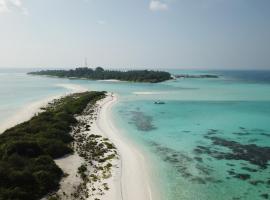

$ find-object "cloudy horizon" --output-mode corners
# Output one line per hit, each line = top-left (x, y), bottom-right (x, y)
(0, 0), (270, 69)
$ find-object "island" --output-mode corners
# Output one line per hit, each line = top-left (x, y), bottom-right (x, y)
(174, 74), (219, 79)
(28, 67), (172, 83)
(0, 91), (119, 200)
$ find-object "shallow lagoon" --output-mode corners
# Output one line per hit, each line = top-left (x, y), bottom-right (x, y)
(114, 100), (270, 200)
(111, 70), (270, 200)
(1, 69), (270, 199)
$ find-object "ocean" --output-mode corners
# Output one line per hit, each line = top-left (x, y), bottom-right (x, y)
(1, 69), (270, 200)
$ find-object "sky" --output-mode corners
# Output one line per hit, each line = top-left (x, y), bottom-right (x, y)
(0, 0), (270, 69)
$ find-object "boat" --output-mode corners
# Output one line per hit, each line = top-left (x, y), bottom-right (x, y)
(154, 101), (165, 104)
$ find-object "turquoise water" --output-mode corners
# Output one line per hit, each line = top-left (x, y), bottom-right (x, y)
(0, 72), (68, 122)
(1, 69), (270, 199)
(114, 100), (270, 200)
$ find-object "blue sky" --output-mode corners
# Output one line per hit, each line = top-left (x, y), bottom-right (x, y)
(0, 0), (270, 69)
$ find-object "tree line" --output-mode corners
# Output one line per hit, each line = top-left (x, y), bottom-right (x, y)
(29, 67), (172, 83)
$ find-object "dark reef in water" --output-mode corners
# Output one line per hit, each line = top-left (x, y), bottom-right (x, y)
(205, 129), (219, 136)
(129, 111), (156, 131)
(241, 167), (258, 172)
(249, 180), (265, 186)
(148, 125), (270, 199)
(148, 141), (221, 185)
(191, 127), (270, 199)
(261, 133), (270, 137)
(231, 127), (270, 140)
(261, 193), (269, 199)
(182, 130), (191, 133)
(199, 136), (270, 169)
(234, 173), (251, 180)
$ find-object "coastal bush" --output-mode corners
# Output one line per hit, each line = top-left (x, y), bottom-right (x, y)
(0, 91), (106, 200)
(78, 164), (88, 180)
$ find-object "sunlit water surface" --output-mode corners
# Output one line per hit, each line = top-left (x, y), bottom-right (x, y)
(1, 69), (270, 200)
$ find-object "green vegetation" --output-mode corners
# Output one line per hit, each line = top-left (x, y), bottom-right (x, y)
(66, 102), (118, 200)
(77, 164), (87, 180)
(28, 67), (172, 83)
(0, 91), (106, 200)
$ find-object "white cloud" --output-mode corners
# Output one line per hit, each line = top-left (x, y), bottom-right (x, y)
(0, 0), (9, 13)
(21, 7), (28, 15)
(10, 0), (22, 7)
(149, 0), (168, 11)
(0, 0), (28, 15)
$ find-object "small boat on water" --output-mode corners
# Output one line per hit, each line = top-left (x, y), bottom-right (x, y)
(154, 101), (165, 104)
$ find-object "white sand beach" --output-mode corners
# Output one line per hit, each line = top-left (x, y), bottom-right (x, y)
(0, 84), (158, 200)
(0, 83), (87, 133)
(0, 95), (59, 133)
(97, 79), (123, 82)
(95, 93), (158, 200)
(56, 93), (158, 200)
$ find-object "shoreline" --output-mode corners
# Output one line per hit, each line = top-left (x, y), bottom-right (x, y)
(0, 86), (159, 200)
(55, 93), (160, 200)
(0, 83), (87, 134)
(96, 93), (160, 200)
(0, 95), (60, 133)
(55, 93), (159, 200)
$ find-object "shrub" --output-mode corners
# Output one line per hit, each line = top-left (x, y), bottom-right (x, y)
(0, 91), (106, 200)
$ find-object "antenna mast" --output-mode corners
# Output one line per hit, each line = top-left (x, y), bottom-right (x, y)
(84, 57), (88, 68)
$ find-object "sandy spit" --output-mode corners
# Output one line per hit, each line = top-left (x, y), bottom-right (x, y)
(95, 94), (160, 200)
(0, 83), (87, 134)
